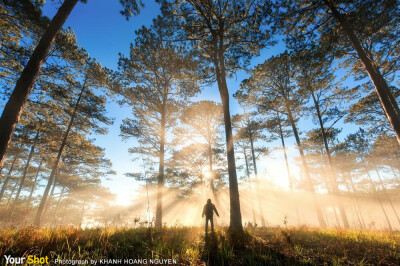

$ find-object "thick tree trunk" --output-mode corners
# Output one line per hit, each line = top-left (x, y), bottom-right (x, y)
(0, 155), (18, 201)
(324, 0), (400, 144)
(28, 158), (43, 202)
(218, 71), (243, 230)
(34, 79), (86, 227)
(10, 143), (36, 216)
(155, 99), (166, 228)
(211, 36), (243, 232)
(284, 98), (326, 227)
(248, 130), (266, 226)
(243, 146), (256, 225)
(0, 0), (79, 169)
(311, 92), (350, 228)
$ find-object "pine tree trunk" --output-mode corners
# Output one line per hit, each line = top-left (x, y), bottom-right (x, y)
(34, 78), (86, 227)
(10, 142), (36, 216)
(375, 168), (400, 226)
(346, 172), (366, 229)
(277, 112), (293, 189)
(0, 154), (18, 201)
(0, 0), (79, 169)
(155, 97), (166, 228)
(243, 146), (256, 225)
(311, 92), (350, 228)
(324, 0), (400, 144)
(212, 36), (243, 232)
(6, 181), (18, 208)
(28, 158), (43, 202)
(365, 169), (392, 231)
(208, 141), (215, 195)
(51, 186), (65, 226)
(284, 97), (326, 227)
(277, 112), (301, 223)
(248, 130), (266, 226)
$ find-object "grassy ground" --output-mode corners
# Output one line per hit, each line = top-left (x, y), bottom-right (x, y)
(0, 225), (399, 265)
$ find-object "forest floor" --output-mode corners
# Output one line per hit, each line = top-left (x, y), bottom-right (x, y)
(0, 225), (399, 265)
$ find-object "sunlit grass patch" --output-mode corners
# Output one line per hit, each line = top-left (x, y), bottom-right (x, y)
(0, 225), (398, 265)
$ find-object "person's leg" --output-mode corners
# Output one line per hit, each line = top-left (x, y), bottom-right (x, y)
(205, 218), (209, 234)
(211, 217), (214, 233)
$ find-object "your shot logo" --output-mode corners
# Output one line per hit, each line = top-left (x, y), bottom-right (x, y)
(4, 255), (49, 265)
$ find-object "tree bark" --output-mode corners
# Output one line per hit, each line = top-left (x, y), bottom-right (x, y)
(375, 168), (400, 226)
(310, 92), (350, 228)
(0, 0), (79, 169)
(208, 141), (215, 195)
(248, 127), (266, 226)
(6, 181), (18, 208)
(324, 0), (400, 145)
(277, 112), (301, 223)
(10, 142), (36, 216)
(28, 158), (43, 202)
(155, 95), (166, 228)
(243, 146), (256, 225)
(283, 97), (326, 227)
(346, 172), (366, 229)
(365, 169), (392, 231)
(0, 154), (18, 201)
(34, 78), (86, 227)
(51, 186), (65, 226)
(213, 36), (243, 232)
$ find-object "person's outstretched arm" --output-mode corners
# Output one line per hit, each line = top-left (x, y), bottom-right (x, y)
(214, 205), (219, 217)
(202, 205), (206, 217)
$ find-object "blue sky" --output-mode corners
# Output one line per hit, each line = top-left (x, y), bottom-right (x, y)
(40, 0), (363, 205)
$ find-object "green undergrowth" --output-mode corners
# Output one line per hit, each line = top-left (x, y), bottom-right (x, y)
(0, 225), (399, 265)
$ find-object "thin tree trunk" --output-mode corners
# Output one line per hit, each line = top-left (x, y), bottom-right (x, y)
(277, 112), (293, 189)
(324, 0), (400, 144)
(345, 180), (363, 228)
(390, 166), (400, 183)
(346, 172), (366, 229)
(310, 92), (350, 228)
(365, 169), (393, 231)
(284, 97), (326, 227)
(375, 168), (400, 226)
(0, 154), (18, 201)
(6, 181), (18, 208)
(28, 158), (43, 202)
(79, 204), (86, 228)
(51, 186), (65, 226)
(0, 0), (79, 169)
(243, 146), (256, 225)
(10, 142), (36, 216)
(43, 171), (59, 218)
(208, 141), (215, 195)
(248, 129), (266, 226)
(34, 77), (87, 227)
(155, 97), (166, 228)
(60, 202), (67, 225)
(277, 112), (301, 224)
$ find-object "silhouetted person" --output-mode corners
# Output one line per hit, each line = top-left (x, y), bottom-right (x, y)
(202, 199), (219, 234)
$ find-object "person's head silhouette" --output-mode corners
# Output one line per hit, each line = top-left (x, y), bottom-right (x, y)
(207, 199), (211, 204)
